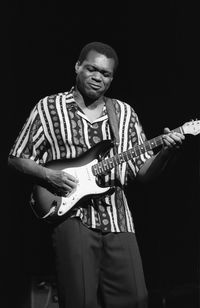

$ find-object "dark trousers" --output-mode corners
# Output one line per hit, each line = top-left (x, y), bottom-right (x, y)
(52, 218), (148, 308)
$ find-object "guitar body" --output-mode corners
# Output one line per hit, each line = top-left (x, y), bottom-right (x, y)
(32, 140), (113, 222)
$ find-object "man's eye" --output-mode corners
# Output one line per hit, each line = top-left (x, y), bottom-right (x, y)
(87, 67), (95, 72)
(103, 73), (111, 78)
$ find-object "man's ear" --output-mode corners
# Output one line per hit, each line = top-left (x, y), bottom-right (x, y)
(75, 61), (81, 74)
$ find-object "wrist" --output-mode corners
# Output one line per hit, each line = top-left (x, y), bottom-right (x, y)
(43, 167), (51, 183)
(159, 146), (178, 161)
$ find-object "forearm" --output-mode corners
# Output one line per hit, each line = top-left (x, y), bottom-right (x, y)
(136, 148), (176, 182)
(8, 156), (78, 195)
(137, 127), (185, 182)
(8, 156), (47, 184)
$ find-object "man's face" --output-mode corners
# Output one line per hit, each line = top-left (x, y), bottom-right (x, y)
(75, 50), (115, 100)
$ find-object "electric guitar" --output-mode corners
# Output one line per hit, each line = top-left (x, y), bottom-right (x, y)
(31, 120), (200, 222)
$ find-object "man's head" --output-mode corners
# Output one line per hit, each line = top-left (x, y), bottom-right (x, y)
(75, 42), (119, 100)
(77, 42), (119, 73)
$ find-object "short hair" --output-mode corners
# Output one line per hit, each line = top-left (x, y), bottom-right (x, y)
(78, 41), (119, 73)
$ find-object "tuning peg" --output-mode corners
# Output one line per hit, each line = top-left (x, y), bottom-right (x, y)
(189, 118), (199, 122)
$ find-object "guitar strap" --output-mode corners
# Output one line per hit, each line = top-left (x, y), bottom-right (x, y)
(105, 97), (120, 149)
(105, 97), (121, 181)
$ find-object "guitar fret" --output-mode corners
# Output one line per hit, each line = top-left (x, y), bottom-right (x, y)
(92, 164), (98, 176)
(143, 141), (151, 151)
(98, 162), (104, 174)
(173, 127), (182, 134)
(139, 144), (146, 153)
(135, 146), (141, 156)
(108, 158), (114, 169)
(127, 149), (133, 160)
(155, 137), (163, 146)
(149, 138), (157, 149)
(102, 160), (109, 171)
(130, 148), (136, 159)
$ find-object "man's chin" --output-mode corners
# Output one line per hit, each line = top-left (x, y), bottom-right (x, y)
(86, 90), (102, 100)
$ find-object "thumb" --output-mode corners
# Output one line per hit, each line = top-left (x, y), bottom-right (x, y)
(163, 127), (171, 134)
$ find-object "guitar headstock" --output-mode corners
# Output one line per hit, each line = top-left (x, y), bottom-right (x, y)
(182, 119), (200, 136)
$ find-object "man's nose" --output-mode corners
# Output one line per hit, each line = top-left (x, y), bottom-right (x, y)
(92, 71), (102, 80)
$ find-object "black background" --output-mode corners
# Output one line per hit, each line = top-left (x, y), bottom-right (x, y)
(2, 1), (199, 307)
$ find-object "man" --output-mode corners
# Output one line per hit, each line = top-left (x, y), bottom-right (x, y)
(8, 42), (185, 308)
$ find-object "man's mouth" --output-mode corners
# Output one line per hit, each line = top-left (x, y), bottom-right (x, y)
(88, 83), (101, 90)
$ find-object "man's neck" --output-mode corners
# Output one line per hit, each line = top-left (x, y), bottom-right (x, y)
(73, 89), (105, 122)
(73, 89), (105, 110)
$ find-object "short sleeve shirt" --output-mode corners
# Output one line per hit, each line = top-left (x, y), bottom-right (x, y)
(9, 89), (154, 233)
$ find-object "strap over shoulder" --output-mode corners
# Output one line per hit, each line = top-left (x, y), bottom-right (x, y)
(105, 97), (120, 146)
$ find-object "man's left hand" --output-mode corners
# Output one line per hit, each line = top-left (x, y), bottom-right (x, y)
(162, 127), (185, 150)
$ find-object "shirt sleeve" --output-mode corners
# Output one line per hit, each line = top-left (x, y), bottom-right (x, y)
(126, 108), (154, 179)
(9, 104), (48, 164)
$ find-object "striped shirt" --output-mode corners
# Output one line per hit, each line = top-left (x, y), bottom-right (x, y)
(9, 88), (154, 233)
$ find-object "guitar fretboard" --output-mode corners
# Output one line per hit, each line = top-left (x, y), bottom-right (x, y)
(92, 126), (183, 176)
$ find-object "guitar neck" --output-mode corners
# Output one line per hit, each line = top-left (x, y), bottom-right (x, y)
(92, 126), (184, 176)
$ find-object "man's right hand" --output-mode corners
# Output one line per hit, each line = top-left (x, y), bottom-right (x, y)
(45, 168), (78, 197)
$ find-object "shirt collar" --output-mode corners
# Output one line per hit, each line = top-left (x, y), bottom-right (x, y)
(65, 86), (108, 122)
